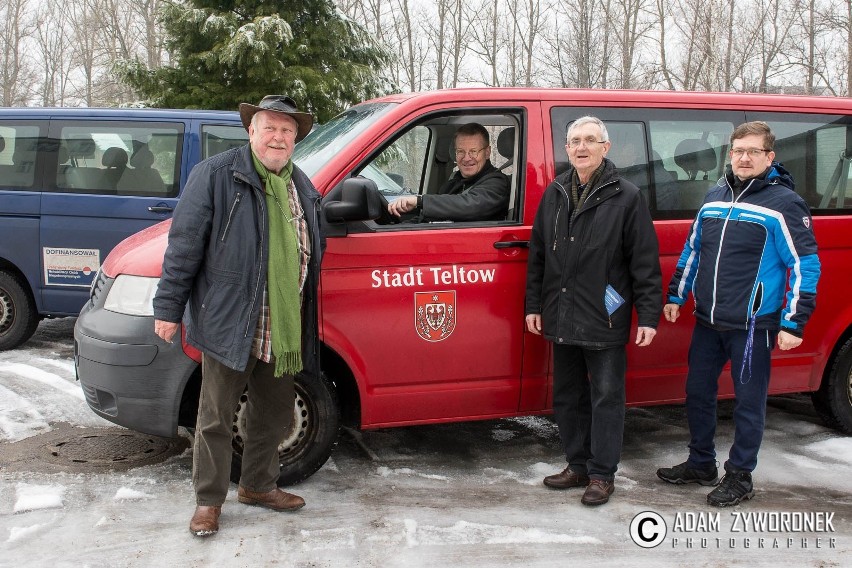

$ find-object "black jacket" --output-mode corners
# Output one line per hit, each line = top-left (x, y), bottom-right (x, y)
(525, 159), (662, 347)
(422, 161), (510, 221)
(153, 144), (324, 374)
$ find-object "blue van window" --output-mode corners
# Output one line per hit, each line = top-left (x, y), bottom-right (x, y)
(0, 124), (41, 188)
(201, 124), (248, 159)
(57, 122), (183, 197)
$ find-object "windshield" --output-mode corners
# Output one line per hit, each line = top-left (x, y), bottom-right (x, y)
(293, 102), (397, 178)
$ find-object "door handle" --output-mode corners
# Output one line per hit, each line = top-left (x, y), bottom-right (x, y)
(147, 206), (174, 214)
(493, 240), (529, 249)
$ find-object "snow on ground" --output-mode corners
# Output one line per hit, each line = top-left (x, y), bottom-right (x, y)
(1, 318), (851, 567)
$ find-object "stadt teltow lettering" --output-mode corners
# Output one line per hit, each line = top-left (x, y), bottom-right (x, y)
(371, 265), (496, 288)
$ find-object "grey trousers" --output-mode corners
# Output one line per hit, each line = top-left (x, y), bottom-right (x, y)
(193, 354), (294, 506)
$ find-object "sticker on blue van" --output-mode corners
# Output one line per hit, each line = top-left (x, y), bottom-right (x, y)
(42, 247), (100, 287)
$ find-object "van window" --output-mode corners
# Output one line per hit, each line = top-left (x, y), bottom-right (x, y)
(648, 121), (731, 211)
(294, 103), (397, 178)
(0, 123), (42, 189)
(551, 107), (742, 218)
(746, 112), (852, 212)
(606, 122), (649, 197)
(353, 111), (522, 227)
(360, 126), (426, 199)
(201, 124), (248, 159)
(55, 122), (183, 197)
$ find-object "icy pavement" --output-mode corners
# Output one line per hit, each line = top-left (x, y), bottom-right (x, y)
(1, 318), (851, 567)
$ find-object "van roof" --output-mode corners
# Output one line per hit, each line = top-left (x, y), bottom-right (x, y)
(367, 87), (852, 114)
(0, 107), (240, 120)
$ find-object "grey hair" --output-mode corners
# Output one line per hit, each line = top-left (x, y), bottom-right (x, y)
(566, 116), (609, 143)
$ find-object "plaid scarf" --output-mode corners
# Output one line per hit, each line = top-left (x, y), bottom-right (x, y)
(252, 153), (302, 376)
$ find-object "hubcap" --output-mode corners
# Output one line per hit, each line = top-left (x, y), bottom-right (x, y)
(232, 386), (311, 461)
(0, 287), (13, 335)
(847, 367), (852, 408)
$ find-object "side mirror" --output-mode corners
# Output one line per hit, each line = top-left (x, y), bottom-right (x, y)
(324, 177), (383, 223)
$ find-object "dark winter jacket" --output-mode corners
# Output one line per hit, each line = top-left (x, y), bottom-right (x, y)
(153, 144), (324, 374)
(422, 161), (510, 221)
(525, 159), (662, 347)
(667, 163), (820, 336)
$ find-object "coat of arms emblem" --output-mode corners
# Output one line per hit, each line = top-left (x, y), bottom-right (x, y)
(415, 291), (456, 342)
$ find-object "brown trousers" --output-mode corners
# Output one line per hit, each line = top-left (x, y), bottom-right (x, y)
(193, 354), (294, 506)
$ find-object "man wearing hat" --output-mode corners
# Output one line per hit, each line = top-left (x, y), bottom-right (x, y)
(153, 95), (323, 537)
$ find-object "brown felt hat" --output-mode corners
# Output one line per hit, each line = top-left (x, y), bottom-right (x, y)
(238, 95), (314, 142)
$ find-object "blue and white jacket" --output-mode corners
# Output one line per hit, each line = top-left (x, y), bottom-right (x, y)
(667, 163), (820, 337)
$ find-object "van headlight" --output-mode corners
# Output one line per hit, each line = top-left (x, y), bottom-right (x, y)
(104, 275), (160, 316)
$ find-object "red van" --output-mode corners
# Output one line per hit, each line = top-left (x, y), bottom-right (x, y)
(74, 89), (852, 485)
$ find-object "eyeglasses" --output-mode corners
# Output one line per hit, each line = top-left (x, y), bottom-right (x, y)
(454, 147), (487, 160)
(730, 148), (769, 159)
(567, 137), (607, 148)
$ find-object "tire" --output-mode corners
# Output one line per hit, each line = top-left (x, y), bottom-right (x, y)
(230, 372), (340, 486)
(0, 271), (39, 351)
(813, 337), (852, 435)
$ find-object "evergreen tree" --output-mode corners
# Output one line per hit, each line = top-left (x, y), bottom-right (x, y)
(120, 0), (394, 121)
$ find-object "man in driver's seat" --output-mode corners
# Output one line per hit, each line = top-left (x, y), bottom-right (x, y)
(388, 123), (510, 221)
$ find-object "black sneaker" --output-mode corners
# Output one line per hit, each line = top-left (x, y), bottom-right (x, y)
(707, 470), (754, 507)
(656, 461), (719, 486)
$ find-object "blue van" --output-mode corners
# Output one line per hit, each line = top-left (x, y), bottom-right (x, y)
(0, 108), (248, 350)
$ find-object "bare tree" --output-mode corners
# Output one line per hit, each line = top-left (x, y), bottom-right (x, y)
(609, 0), (655, 88)
(386, 0), (433, 91)
(782, 0), (839, 94)
(509, 0), (546, 87)
(429, 0), (472, 88)
(823, 0), (852, 95)
(846, 0), (852, 94)
(33, 0), (74, 106)
(751, 0), (797, 92)
(467, 0), (504, 86)
(543, 0), (612, 88)
(1, 0), (37, 106)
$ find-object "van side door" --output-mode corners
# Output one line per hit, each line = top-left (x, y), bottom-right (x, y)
(0, 118), (47, 313)
(320, 105), (547, 427)
(39, 119), (187, 315)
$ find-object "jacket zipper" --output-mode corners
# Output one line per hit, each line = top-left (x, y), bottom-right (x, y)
(552, 182), (569, 250)
(709, 178), (754, 324)
(245, 189), (266, 338)
(576, 180), (617, 329)
(220, 192), (242, 242)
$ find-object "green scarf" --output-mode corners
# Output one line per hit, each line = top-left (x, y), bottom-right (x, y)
(252, 153), (302, 376)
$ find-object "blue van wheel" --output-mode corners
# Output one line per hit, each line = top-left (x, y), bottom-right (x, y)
(229, 371), (341, 486)
(0, 271), (39, 351)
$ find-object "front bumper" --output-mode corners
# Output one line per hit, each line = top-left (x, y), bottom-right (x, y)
(74, 276), (197, 438)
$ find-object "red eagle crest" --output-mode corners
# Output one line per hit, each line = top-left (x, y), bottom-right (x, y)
(415, 291), (456, 342)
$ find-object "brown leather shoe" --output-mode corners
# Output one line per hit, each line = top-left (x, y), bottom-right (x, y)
(238, 486), (305, 512)
(581, 479), (615, 506)
(189, 505), (221, 537)
(543, 466), (590, 489)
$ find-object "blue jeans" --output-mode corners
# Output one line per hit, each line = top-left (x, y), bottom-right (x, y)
(685, 323), (776, 473)
(552, 344), (626, 481)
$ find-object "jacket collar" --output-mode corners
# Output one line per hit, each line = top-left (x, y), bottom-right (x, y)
(450, 160), (498, 185)
(724, 161), (794, 196)
(232, 144), (264, 191)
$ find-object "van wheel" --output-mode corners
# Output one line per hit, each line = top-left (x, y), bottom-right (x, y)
(230, 372), (340, 487)
(0, 271), (39, 351)
(812, 337), (852, 435)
